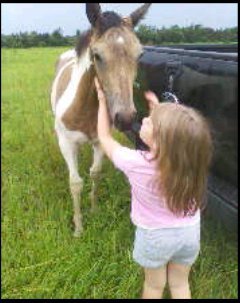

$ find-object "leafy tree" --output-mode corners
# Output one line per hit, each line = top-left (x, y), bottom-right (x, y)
(1, 25), (238, 48)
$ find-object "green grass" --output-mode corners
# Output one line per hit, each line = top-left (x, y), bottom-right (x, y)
(1, 47), (238, 299)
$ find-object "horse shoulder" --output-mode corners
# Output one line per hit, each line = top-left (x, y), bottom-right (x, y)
(61, 64), (98, 139)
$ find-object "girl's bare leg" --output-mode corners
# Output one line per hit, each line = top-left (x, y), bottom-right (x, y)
(142, 266), (167, 299)
(167, 262), (192, 299)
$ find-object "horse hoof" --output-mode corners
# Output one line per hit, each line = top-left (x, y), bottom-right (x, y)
(73, 229), (82, 238)
(90, 205), (98, 213)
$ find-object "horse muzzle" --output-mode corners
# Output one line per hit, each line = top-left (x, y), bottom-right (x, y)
(114, 111), (137, 131)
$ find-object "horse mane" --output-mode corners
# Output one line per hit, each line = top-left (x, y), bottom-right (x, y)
(75, 11), (123, 58)
(75, 30), (92, 58)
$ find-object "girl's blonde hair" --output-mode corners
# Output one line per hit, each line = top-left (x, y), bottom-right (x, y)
(151, 102), (213, 216)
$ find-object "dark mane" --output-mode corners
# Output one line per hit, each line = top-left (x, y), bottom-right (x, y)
(75, 11), (122, 58)
(75, 30), (92, 58)
(97, 11), (122, 35)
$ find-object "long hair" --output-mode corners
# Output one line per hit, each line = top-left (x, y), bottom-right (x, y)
(150, 102), (213, 216)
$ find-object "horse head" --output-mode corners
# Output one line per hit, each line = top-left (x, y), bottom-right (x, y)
(86, 3), (151, 131)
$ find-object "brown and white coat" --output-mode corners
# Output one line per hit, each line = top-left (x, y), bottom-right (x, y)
(50, 3), (151, 237)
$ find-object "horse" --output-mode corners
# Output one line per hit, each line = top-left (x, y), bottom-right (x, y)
(50, 3), (151, 237)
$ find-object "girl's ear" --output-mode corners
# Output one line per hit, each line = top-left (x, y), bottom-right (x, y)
(152, 141), (158, 154)
(144, 91), (159, 112)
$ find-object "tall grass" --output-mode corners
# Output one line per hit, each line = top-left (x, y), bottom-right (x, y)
(1, 47), (238, 299)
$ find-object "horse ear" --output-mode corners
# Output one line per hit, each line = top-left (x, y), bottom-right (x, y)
(122, 17), (133, 28)
(129, 3), (151, 28)
(86, 3), (102, 27)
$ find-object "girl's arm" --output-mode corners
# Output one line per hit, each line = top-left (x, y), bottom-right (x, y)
(95, 77), (121, 160)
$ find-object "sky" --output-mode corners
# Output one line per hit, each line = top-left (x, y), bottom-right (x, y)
(1, 3), (238, 36)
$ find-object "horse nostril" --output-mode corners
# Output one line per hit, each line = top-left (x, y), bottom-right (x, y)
(114, 112), (136, 131)
(114, 113), (124, 131)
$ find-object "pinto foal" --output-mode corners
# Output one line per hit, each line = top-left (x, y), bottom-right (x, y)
(51, 3), (151, 237)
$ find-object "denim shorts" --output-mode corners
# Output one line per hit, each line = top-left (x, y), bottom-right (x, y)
(133, 222), (200, 268)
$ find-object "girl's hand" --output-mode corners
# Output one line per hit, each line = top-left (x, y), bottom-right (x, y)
(95, 77), (121, 160)
(144, 91), (159, 112)
(94, 77), (106, 105)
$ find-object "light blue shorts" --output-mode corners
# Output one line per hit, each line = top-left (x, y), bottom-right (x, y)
(133, 222), (200, 268)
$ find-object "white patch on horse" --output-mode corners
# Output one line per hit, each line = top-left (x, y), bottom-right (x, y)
(55, 118), (89, 145)
(55, 49), (92, 119)
(116, 36), (124, 44)
(51, 59), (75, 114)
(60, 49), (76, 60)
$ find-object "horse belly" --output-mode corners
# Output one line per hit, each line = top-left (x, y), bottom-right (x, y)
(55, 117), (90, 145)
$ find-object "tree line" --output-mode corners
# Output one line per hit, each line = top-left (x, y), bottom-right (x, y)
(1, 24), (237, 48)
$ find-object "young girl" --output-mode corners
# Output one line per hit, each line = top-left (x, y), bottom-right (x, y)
(95, 78), (213, 299)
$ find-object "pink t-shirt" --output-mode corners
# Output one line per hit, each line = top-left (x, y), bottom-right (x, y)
(112, 146), (200, 229)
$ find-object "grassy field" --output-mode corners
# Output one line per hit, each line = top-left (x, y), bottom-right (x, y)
(1, 47), (238, 299)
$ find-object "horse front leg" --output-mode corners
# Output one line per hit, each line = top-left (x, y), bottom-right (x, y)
(90, 142), (104, 212)
(57, 133), (83, 237)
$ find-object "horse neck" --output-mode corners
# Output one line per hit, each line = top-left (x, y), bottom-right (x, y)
(74, 49), (97, 104)
(70, 49), (98, 117)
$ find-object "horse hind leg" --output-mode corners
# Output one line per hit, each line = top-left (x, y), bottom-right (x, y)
(57, 133), (83, 237)
(89, 142), (104, 212)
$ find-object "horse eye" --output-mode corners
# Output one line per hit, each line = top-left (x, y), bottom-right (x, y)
(94, 53), (102, 62)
